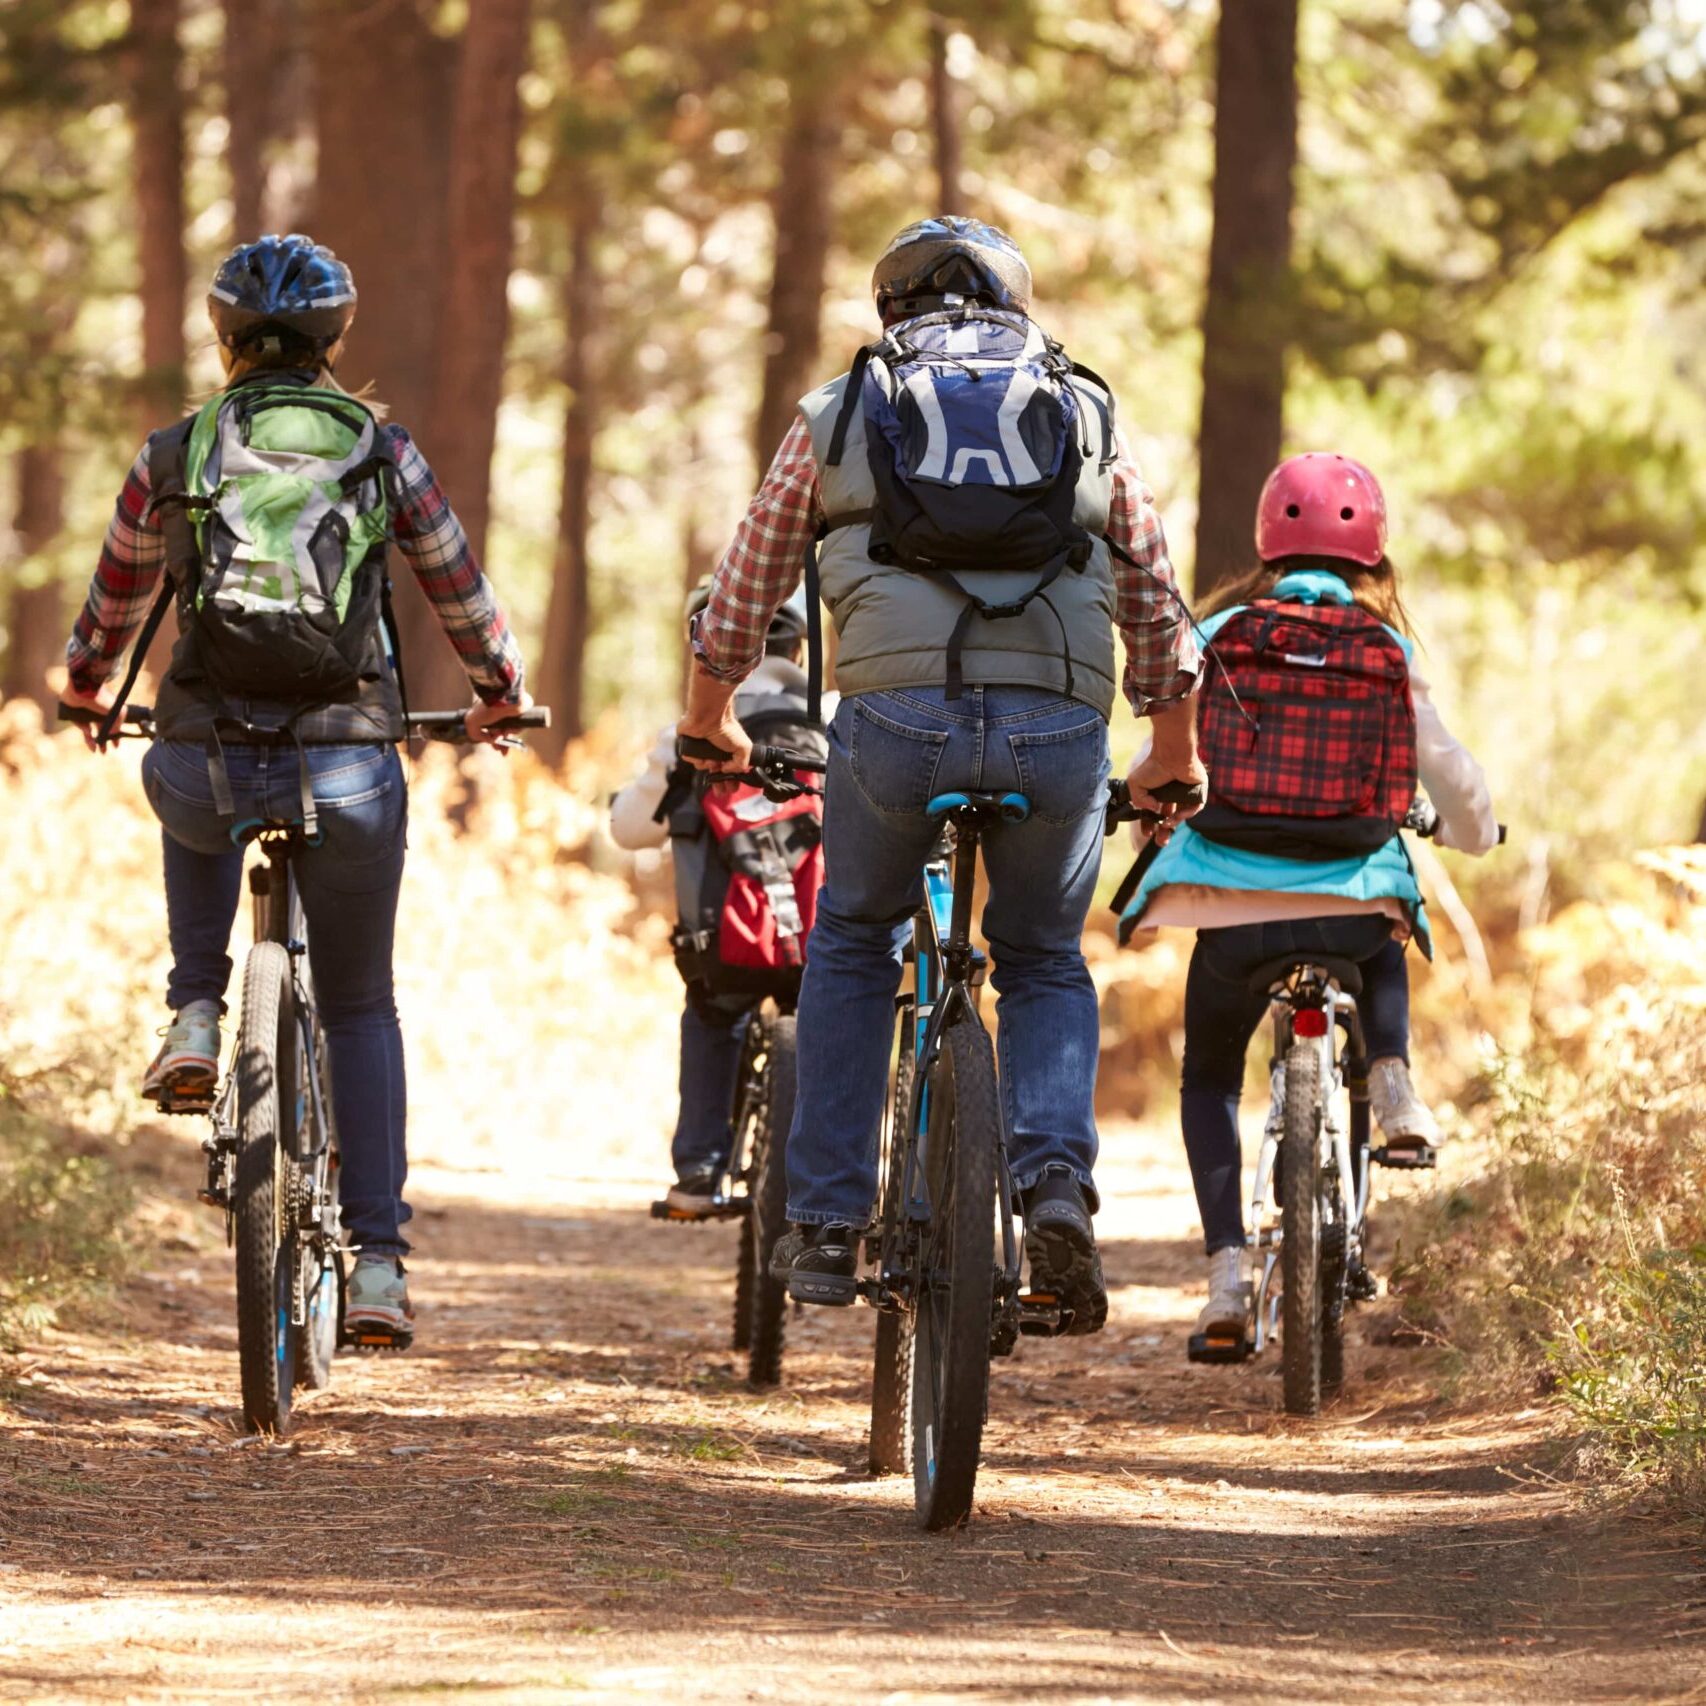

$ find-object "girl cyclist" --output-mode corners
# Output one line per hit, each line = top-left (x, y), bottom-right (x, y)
(59, 234), (530, 1347)
(1120, 454), (1499, 1351)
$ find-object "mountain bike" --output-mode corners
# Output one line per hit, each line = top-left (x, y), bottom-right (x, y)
(61, 700), (549, 1434)
(648, 741), (826, 1389)
(1188, 796), (1507, 1416)
(865, 774), (1202, 1529)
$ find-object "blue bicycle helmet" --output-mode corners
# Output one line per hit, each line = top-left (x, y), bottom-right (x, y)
(207, 234), (357, 354)
(872, 216), (1032, 317)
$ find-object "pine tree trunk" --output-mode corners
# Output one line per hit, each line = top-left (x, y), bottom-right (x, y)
(310, 0), (462, 708)
(1193, 0), (1299, 600)
(2, 446), (66, 715)
(426, 0), (531, 569)
(929, 17), (964, 215)
(752, 87), (839, 473)
(224, 0), (290, 240)
(131, 0), (187, 433)
(536, 209), (599, 763)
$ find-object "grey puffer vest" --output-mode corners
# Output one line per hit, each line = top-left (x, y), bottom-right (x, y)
(800, 365), (1120, 719)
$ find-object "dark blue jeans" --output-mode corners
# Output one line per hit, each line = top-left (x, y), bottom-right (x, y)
(673, 994), (754, 1177)
(786, 686), (1110, 1226)
(1180, 915), (1410, 1255)
(142, 739), (410, 1254)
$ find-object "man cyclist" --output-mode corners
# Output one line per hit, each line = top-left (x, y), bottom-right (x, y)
(678, 217), (1203, 1331)
(59, 234), (530, 1345)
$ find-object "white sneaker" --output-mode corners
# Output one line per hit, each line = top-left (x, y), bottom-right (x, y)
(141, 1000), (221, 1104)
(1195, 1246), (1253, 1338)
(1369, 1057), (1439, 1148)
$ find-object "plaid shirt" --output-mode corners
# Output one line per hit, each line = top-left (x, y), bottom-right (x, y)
(67, 422), (526, 704)
(694, 414), (1201, 714)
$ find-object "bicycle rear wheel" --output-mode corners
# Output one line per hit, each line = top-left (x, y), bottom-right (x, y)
(1281, 1038), (1325, 1417)
(234, 942), (301, 1433)
(729, 1016), (766, 1353)
(906, 1014), (999, 1530)
(746, 1016), (796, 1387)
(869, 1013), (916, 1476)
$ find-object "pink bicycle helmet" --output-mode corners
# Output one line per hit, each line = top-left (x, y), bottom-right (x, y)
(1254, 452), (1388, 567)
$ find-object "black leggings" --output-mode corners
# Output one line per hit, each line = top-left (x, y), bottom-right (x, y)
(1180, 916), (1411, 1256)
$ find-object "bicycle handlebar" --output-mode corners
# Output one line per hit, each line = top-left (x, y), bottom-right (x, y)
(58, 703), (154, 738)
(1104, 777), (1207, 837)
(1405, 796), (1508, 845)
(59, 703), (552, 748)
(675, 734), (827, 802)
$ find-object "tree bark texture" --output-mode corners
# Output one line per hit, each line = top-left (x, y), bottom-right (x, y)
(1193, 0), (1299, 600)
(310, 0), (462, 707)
(131, 0), (187, 434)
(537, 210), (599, 761)
(427, 0), (532, 570)
(929, 17), (964, 216)
(752, 88), (838, 474)
(3, 446), (66, 714)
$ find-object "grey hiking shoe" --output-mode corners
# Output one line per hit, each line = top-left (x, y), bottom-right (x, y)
(1022, 1166), (1108, 1336)
(770, 1223), (861, 1306)
(141, 1000), (221, 1106)
(344, 1254), (415, 1349)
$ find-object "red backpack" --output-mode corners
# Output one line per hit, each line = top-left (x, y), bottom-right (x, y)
(666, 702), (827, 998)
(1195, 598), (1417, 860)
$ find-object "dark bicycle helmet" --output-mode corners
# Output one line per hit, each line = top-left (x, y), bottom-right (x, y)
(683, 581), (809, 653)
(208, 234), (357, 355)
(872, 216), (1032, 318)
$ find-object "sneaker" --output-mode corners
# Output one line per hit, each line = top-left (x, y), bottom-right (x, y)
(664, 1164), (724, 1215)
(769, 1223), (860, 1306)
(1368, 1057), (1439, 1150)
(1022, 1166), (1108, 1336)
(1196, 1246), (1253, 1339)
(141, 1000), (221, 1105)
(344, 1254), (415, 1348)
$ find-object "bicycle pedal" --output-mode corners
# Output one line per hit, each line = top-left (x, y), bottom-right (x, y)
(154, 1091), (215, 1117)
(1372, 1144), (1436, 1171)
(196, 1189), (229, 1211)
(346, 1328), (412, 1352)
(1017, 1291), (1068, 1337)
(1188, 1330), (1254, 1365)
(648, 1198), (746, 1223)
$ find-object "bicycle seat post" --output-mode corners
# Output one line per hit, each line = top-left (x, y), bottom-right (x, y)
(944, 815), (981, 981)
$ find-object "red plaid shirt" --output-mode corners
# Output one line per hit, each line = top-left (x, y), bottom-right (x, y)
(695, 414), (1200, 713)
(67, 422), (526, 703)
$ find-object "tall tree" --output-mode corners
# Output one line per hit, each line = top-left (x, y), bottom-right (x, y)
(310, 0), (461, 705)
(1193, 0), (1299, 600)
(928, 15), (964, 215)
(223, 0), (301, 239)
(426, 0), (532, 570)
(2, 444), (65, 714)
(751, 78), (839, 472)
(130, 0), (187, 432)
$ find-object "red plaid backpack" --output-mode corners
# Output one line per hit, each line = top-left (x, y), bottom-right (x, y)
(1194, 598), (1417, 860)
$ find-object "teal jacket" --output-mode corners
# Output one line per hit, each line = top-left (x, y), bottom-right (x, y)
(1120, 571), (1433, 955)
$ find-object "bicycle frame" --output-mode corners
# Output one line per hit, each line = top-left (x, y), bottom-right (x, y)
(1249, 970), (1371, 1355)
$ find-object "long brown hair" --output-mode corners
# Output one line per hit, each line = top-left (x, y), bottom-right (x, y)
(1197, 554), (1413, 636)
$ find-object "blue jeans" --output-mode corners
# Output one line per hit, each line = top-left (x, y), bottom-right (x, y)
(1180, 916), (1410, 1254)
(142, 739), (410, 1254)
(673, 994), (754, 1177)
(786, 686), (1110, 1226)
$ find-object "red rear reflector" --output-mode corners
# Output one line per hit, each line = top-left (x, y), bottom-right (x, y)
(1293, 1007), (1329, 1038)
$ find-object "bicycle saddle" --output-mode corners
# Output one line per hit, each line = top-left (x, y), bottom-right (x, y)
(926, 790), (1031, 824)
(1247, 954), (1364, 997)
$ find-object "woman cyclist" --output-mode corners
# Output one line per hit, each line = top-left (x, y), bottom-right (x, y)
(59, 234), (530, 1347)
(1120, 454), (1498, 1352)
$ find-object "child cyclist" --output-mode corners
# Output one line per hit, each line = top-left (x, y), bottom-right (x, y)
(610, 583), (827, 1213)
(1119, 454), (1498, 1351)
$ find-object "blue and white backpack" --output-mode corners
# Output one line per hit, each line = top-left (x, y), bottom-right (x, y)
(812, 306), (1113, 704)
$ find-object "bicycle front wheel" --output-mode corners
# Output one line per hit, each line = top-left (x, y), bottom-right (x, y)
(1280, 1037), (1325, 1417)
(729, 1016), (767, 1353)
(907, 1014), (999, 1530)
(747, 1016), (796, 1388)
(233, 941), (301, 1433)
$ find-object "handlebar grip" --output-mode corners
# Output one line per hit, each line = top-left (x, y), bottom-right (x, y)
(1148, 779), (1207, 811)
(677, 734), (734, 762)
(751, 744), (828, 775)
(57, 702), (154, 734)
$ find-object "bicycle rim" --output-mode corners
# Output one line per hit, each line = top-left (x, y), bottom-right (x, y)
(906, 1016), (998, 1530)
(1281, 1038), (1325, 1417)
(747, 1016), (796, 1388)
(729, 1016), (766, 1353)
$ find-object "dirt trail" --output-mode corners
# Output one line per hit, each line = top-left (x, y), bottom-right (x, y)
(3, 1126), (1701, 1705)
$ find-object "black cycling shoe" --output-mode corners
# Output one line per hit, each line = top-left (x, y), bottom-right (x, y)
(664, 1164), (724, 1214)
(770, 1223), (860, 1306)
(1022, 1166), (1108, 1336)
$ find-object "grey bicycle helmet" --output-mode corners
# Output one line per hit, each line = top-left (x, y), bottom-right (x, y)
(872, 216), (1033, 319)
(683, 580), (809, 653)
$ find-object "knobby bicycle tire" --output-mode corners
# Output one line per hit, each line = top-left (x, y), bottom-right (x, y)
(869, 1024), (916, 1476)
(730, 1016), (767, 1353)
(1281, 1038), (1325, 1417)
(234, 942), (299, 1433)
(906, 1014), (999, 1530)
(747, 1016), (796, 1388)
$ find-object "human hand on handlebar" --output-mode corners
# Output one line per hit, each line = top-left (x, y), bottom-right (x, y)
(466, 688), (535, 749)
(59, 681), (116, 752)
(678, 671), (752, 773)
(1125, 750), (1208, 847)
